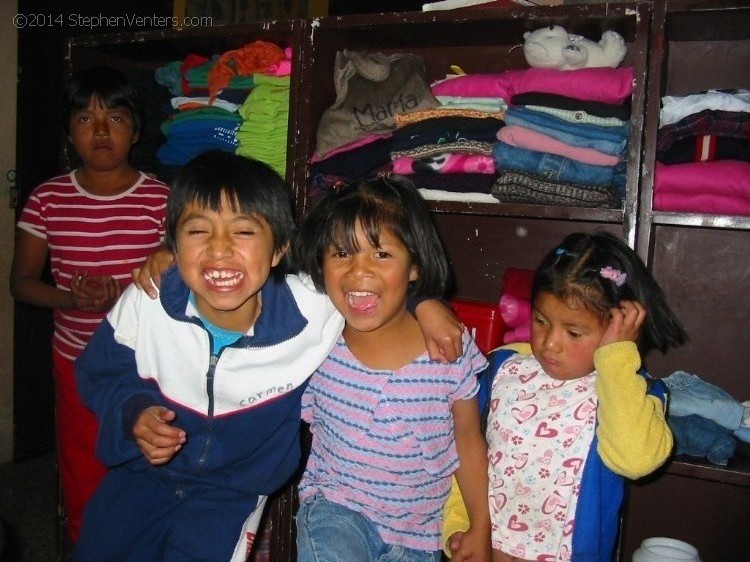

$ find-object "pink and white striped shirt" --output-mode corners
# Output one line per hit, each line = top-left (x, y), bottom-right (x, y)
(299, 330), (487, 551)
(17, 171), (169, 360)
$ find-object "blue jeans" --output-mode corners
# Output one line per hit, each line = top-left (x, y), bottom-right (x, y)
(505, 106), (628, 156)
(663, 371), (744, 430)
(668, 414), (736, 466)
(493, 142), (626, 192)
(296, 494), (442, 562)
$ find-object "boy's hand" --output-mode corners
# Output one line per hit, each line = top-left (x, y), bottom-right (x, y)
(600, 299), (646, 348)
(70, 272), (122, 313)
(131, 247), (174, 300)
(415, 299), (464, 362)
(133, 406), (186, 465)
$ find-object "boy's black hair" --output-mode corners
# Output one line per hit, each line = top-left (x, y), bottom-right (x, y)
(532, 231), (687, 354)
(166, 150), (296, 279)
(62, 66), (145, 136)
(295, 174), (451, 298)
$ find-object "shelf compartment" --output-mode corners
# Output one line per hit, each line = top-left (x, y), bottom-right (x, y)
(296, 3), (649, 246)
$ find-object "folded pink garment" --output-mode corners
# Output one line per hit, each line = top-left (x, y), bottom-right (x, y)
(311, 133), (391, 162)
(498, 125), (619, 166)
(266, 48), (293, 76)
(654, 191), (750, 216)
(655, 160), (750, 198)
(392, 153), (495, 174)
(432, 67), (634, 104)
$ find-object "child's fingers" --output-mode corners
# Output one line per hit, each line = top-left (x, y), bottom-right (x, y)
(448, 531), (465, 554)
(136, 439), (180, 465)
(133, 265), (159, 299)
(425, 340), (449, 363)
(613, 300), (646, 333)
(602, 300), (645, 346)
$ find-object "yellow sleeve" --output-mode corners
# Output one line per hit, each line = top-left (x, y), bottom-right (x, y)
(442, 475), (470, 557)
(488, 342), (531, 355)
(594, 341), (673, 479)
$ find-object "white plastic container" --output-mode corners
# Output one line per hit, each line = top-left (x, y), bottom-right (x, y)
(632, 537), (701, 562)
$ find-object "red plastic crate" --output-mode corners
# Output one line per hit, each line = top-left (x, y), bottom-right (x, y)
(450, 298), (506, 354)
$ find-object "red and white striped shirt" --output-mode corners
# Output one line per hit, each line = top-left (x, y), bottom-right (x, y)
(17, 171), (169, 360)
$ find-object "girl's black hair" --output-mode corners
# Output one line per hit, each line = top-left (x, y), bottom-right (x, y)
(166, 150), (296, 279)
(295, 174), (451, 298)
(532, 231), (687, 354)
(62, 66), (145, 136)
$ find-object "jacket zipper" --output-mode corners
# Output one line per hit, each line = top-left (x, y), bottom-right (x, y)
(196, 350), (218, 472)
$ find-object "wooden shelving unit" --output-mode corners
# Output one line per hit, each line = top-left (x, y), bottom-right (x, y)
(63, 2), (750, 560)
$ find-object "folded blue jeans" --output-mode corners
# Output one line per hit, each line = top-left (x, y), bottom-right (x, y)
(493, 142), (625, 191)
(296, 494), (442, 562)
(663, 371), (744, 430)
(668, 414), (736, 466)
(505, 106), (629, 156)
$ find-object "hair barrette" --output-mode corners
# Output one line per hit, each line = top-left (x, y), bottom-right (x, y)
(332, 179), (350, 194)
(600, 266), (627, 286)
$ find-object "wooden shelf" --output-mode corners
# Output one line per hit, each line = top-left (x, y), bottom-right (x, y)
(651, 212), (750, 230)
(665, 453), (750, 487)
(427, 199), (624, 222)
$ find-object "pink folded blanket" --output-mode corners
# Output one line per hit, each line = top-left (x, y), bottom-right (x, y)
(432, 67), (634, 105)
(655, 160), (750, 198)
(654, 191), (750, 216)
(654, 160), (750, 215)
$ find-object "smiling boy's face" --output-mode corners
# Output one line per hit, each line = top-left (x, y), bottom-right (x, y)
(174, 193), (286, 333)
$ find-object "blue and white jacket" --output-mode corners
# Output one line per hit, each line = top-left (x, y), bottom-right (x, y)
(76, 266), (343, 497)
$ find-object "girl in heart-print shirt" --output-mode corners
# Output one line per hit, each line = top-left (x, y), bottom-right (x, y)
(444, 231), (687, 562)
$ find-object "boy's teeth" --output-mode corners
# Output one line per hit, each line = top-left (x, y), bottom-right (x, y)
(204, 269), (243, 286)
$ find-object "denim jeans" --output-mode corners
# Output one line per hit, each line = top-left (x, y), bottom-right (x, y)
(296, 494), (442, 562)
(493, 141), (624, 190)
(505, 106), (628, 156)
(668, 414), (736, 466)
(663, 371), (744, 430)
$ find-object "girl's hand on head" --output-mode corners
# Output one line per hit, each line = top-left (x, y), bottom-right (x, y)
(133, 406), (187, 466)
(131, 246), (174, 300)
(600, 299), (646, 348)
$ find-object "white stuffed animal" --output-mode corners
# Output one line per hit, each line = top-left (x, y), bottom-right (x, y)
(523, 25), (627, 70)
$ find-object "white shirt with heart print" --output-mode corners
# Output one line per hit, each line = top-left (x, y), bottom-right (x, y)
(486, 353), (597, 561)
